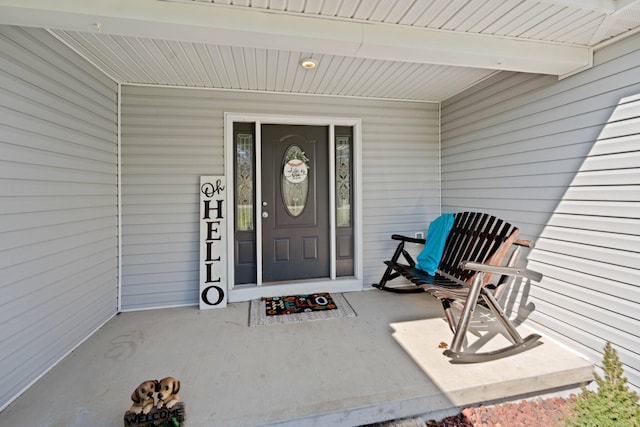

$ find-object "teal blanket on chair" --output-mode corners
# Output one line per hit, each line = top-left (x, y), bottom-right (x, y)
(415, 213), (455, 275)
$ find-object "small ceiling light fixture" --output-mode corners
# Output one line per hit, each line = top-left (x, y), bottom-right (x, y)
(300, 57), (317, 69)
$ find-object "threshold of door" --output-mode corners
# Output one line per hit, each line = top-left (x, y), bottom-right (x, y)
(228, 278), (362, 302)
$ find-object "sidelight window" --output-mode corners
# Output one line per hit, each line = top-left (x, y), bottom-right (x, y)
(236, 133), (254, 231)
(336, 136), (351, 227)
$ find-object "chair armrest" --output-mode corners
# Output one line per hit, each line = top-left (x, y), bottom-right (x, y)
(514, 239), (535, 248)
(391, 234), (426, 245)
(460, 261), (543, 282)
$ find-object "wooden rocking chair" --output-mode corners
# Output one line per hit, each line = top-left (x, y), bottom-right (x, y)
(373, 212), (544, 363)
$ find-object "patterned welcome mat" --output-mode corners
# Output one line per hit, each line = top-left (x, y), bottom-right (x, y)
(249, 293), (356, 326)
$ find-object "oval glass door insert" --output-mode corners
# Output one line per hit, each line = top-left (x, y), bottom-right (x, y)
(282, 145), (309, 217)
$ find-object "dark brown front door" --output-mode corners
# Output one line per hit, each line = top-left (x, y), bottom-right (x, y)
(261, 124), (329, 282)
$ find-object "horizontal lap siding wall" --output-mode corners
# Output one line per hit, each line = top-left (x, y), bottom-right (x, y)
(441, 33), (640, 392)
(0, 26), (118, 409)
(120, 86), (439, 310)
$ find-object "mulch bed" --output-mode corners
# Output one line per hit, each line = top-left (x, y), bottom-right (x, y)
(426, 395), (576, 427)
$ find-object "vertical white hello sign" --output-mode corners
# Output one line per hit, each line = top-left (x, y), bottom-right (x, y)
(199, 176), (227, 309)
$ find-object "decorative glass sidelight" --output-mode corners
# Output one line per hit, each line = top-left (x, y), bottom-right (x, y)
(236, 133), (254, 231)
(282, 145), (309, 217)
(336, 136), (351, 227)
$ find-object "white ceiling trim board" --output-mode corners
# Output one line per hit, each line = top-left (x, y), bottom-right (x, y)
(0, 0), (592, 76)
(356, 23), (590, 75)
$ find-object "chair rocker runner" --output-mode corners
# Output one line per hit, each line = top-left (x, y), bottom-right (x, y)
(373, 212), (544, 363)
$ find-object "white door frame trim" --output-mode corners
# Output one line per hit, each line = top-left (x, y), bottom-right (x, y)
(224, 113), (363, 302)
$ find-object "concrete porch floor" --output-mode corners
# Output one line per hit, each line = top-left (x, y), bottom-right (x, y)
(0, 290), (593, 427)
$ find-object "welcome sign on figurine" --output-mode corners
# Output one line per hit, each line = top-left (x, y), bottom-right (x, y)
(199, 176), (227, 309)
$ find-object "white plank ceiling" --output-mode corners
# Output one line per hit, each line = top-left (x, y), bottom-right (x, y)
(2, 0), (640, 101)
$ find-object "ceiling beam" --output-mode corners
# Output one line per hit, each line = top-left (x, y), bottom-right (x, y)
(357, 24), (590, 76)
(0, 0), (591, 76)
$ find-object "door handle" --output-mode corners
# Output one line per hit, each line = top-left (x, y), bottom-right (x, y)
(262, 212), (269, 218)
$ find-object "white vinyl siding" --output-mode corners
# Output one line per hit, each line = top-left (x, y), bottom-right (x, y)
(441, 32), (640, 392)
(120, 86), (439, 310)
(0, 26), (118, 410)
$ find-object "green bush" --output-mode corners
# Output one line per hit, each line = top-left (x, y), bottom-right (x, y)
(565, 342), (639, 426)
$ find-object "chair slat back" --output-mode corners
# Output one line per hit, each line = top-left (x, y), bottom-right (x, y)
(438, 212), (519, 284)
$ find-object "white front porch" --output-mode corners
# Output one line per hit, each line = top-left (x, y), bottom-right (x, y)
(0, 290), (592, 426)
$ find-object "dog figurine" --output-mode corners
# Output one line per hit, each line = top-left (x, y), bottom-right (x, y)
(129, 380), (159, 414)
(156, 377), (180, 409)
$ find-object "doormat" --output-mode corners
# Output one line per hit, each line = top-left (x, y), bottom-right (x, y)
(249, 293), (356, 326)
(266, 293), (336, 316)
